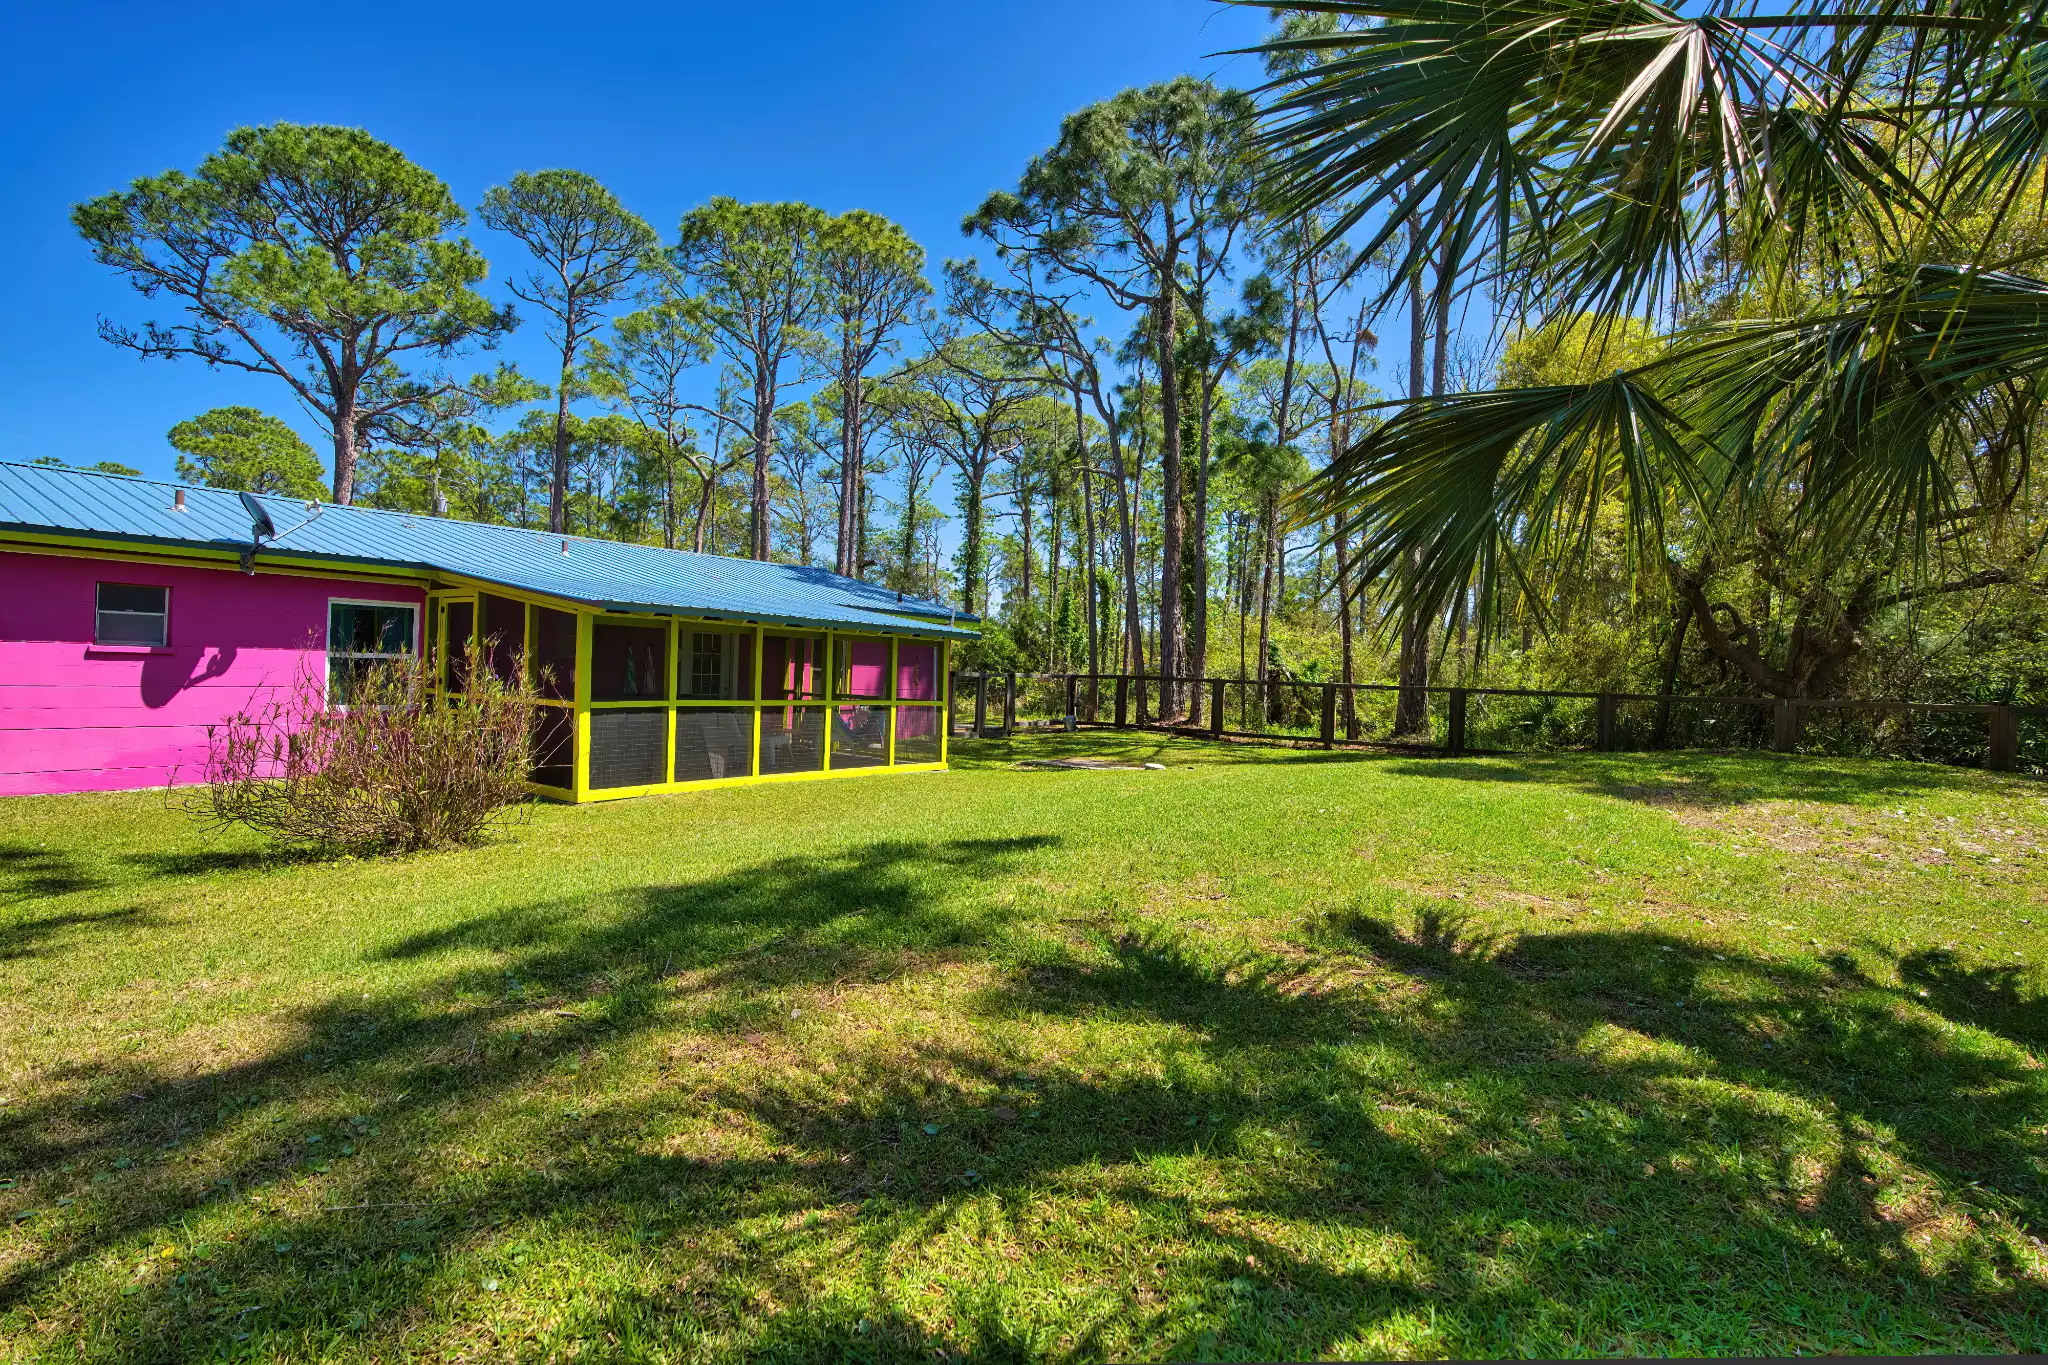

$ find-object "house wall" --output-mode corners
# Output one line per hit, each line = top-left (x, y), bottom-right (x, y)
(0, 550), (423, 797)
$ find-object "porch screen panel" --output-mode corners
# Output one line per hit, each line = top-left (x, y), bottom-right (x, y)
(674, 707), (754, 782)
(759, 707), (824, 775)
(896, 643), (939, 701)
(533, 607), (577, 701)
(679, 629), (754, 700)
(592, 624), (667, 702)
(894, 705), (941, 764)
(443, 601), (475, 693)
(530, 706), (575, 788)
(831, 705), (889, 768)
(589, 707), (667, 789)
(480, 594), (527, 683)
(761, 634), (826, 701)
(835, 638), (888, 700)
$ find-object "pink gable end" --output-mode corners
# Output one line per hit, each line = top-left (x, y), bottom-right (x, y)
(0, 551), (423, 797)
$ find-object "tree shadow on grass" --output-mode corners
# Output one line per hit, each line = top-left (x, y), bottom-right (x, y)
(1375, 751), (1997, 810)
(0, 843), (109, 902)
(3, 847), (2046, 1359)
(0, 905), (160, 964)
(119, 848), (323, 879)
(0, 835), (1058, 1356)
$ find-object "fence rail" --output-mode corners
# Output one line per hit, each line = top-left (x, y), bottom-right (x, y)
(946, 672), (2045, 773)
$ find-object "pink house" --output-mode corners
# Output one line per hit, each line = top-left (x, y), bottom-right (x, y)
(0, 461), (974, 801)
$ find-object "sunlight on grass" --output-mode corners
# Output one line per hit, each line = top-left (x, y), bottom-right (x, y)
(1, 735), (2045, 1359)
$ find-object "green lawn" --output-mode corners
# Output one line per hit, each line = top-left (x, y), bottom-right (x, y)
(2, 734), (2046, 1360)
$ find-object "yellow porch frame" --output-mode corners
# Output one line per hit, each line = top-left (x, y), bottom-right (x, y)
(434, 584), (956, 804)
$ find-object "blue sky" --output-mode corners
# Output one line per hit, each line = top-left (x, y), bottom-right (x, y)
(0, 0), (1273, 482)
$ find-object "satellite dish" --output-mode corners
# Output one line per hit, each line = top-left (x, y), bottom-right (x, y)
(238, 490), (277, 543)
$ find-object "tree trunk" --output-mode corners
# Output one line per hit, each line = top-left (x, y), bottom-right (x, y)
(837, 365), (858, 576)
(1256, 490), (1276, 724)
(330, 389), (358, 506)
(960, 458), (988, 615)
(1018, 455), (1034, 616)
(548, 343), (574, 533)
(1154, 265), (1185, 716)
(1077, 385), (1101, 687)
(750, 369), (774, 560)
(1652, 599), (1691, 747)
(1190, 381), (1214, 726)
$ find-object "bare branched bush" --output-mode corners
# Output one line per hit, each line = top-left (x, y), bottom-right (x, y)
(197, 638), (539, 854)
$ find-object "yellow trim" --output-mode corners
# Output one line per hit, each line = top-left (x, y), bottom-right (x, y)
(570, 760), (948, 804)
(664, 617), (678, 786)
(822, 628), (834, 773)
(939, 640), (952, 767)
(572, 611), (594, 801)
(0, 535), (431, 586)
(887, 637), (899, 765)
(750, 624), (764, 777)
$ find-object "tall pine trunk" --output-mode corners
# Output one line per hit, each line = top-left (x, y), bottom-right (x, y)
(750, 369), (774, 560)
(1076, 385), (1102, 698)
(1154, 253), (1185, 716)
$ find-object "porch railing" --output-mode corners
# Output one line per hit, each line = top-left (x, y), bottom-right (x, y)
(946, 671), (2045, 773)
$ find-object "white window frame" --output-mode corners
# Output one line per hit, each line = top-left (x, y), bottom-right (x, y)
(95, 581), (170, 647)
(326, 598), (421, 703)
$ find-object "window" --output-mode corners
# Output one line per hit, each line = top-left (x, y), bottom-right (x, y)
(95, 582), (168, 646)
(328, 601), (418, 702)
(680, 629), (754, 700)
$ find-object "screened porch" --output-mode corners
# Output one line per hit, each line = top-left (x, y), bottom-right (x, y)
(427, 587), (951, 802)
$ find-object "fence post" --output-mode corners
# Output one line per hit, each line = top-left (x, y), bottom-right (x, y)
(1210, 678), (1225, 739)
(1114, 675), (1129, 729)
(1065, 673), (1079, 731)
(1989, 705), (2018, 772)
(1447, 688), (1468, 757)
(1320, 683), (1337, 750)
(1772, 700), (1800, 752)
(1004, 672), (1018, 736)
(973, 674), (988, 739)
(1596, 692), (1617, 752)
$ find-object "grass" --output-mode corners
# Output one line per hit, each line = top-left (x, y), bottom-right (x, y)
(2, 732), (2047, 1360)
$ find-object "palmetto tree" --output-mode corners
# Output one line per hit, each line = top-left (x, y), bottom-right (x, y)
(1243, 0), (2048, 695)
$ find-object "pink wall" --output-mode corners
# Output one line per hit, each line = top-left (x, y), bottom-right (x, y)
(0, 550), (423, 797)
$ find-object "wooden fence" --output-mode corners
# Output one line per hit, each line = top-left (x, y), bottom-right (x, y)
(947, 672), (2041, 773)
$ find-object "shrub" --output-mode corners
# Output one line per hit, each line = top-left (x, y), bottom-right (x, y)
(197, 639), (539, 854)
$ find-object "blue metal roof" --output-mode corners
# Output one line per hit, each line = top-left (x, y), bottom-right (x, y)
(0, 461), (978, 638)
